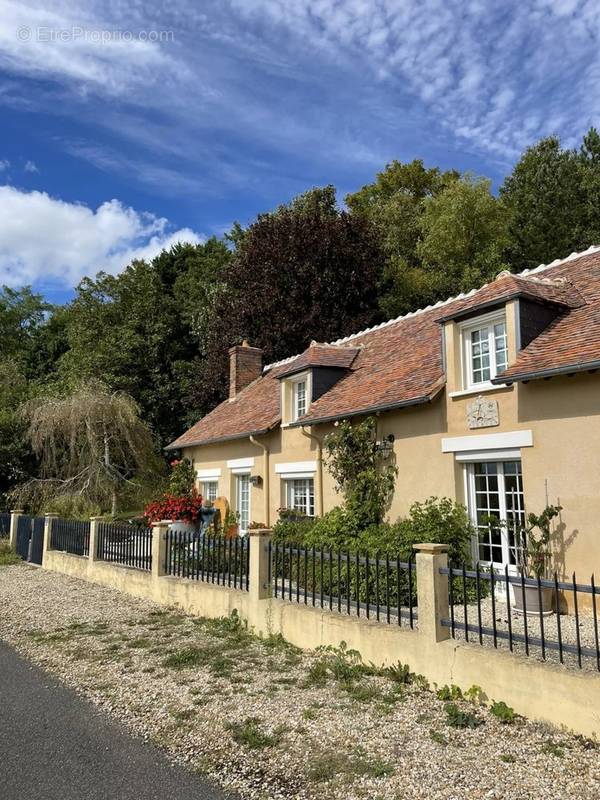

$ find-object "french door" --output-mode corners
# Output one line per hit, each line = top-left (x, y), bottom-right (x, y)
(236, 474), (251, 535)
(466, 460), (525, 569)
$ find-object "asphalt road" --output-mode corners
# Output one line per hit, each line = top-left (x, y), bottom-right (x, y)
(0, 641), (234, 800)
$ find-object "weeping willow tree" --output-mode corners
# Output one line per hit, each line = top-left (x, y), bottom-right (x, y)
(14, 382), (163, 516)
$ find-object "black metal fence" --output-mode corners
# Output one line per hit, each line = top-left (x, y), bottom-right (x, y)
(164, 531), (250, 590)
(269, 542), (417, 627)
(442, 564), (600, 671)
(96, 522), (152, 571)
(0, 512), (10, 538)
(51, 518), (90, 556)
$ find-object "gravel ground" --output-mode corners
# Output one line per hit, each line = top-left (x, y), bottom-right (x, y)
(0, 565), (599, 800)
(451, 596), (600, 672)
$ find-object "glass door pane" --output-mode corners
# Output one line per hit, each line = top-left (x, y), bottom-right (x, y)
(237, 474), (250, 535)
(469, 461), (524, 567)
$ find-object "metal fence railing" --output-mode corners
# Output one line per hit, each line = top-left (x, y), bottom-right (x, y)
(164, 531), (250, 590)
(96, 523), (152, 571)
(269, 542), (417, 627)
(50, 518), (90, 557)
(0, 512), (10, 538)
(442, 564), (600, 672)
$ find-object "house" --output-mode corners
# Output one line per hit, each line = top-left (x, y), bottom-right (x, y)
(167, 245), (600, 580)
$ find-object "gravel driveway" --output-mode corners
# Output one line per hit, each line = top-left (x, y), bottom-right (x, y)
(0, 564), (598, 800)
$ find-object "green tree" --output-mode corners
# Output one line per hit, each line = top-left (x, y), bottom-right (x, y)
(0, 359), (31, 506)
(417, 175), (510, 294)
(58, 241), (226, 445)
(500, 136), (583, 270)
(192, 187), (385, 415)
(346, 159), (459, 316)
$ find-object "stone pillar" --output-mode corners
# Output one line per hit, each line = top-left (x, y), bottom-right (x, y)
(151, 521), (170, 578)
(43, 513), (58, 556)
(413, 543), (450, 643)
(248, 529), (273, 601)
(88, 517), (104, 562)
(9, 509), (23, 549)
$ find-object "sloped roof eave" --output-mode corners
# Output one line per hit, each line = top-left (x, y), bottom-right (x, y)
(491, 358), (600, 385)
(164, 422), (279, 451)
(288, 384), (445, 428)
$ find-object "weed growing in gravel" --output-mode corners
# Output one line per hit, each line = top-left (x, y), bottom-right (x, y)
(127, 637), (152, 649)
(162, 647), (206, 669)
(541, 740), (565, 758)
(302, 707), (318, 721)
(429, 730), (448, 746)
(444, 703), (483, 729)
(225, 717), (281, 749)
(170, 708), (196, 722)
(382, 662), (413, 685)
(436, 684), (463, 701)
(307, 749), (394, 783)
(343, 682), (382, 703)
(464, 685), (486, 705)
(490, 701), (516, 724)
(500, 753), (516, 763)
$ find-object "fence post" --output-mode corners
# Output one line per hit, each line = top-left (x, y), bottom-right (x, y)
(89, 517), (103, 562)
(413, 543), (450, 644)
(151, 521), (170, 578)
(249, 529), (272, 601)
(9, 509), (23, 549)
(43, 513), (58, 556)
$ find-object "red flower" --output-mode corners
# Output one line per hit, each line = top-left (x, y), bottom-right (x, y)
(143, 489), (204, 524)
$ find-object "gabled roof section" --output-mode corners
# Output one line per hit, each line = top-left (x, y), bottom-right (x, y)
(165, 367), (284, 450)
(434, 273), (585, 323)
(276, 343), (359, 379)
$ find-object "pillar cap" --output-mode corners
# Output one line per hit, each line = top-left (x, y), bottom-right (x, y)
(11, 508), (24, 514)
(248, 528), (272, 537)
(413, 542), (449, 554)
(89, 516), (105, 522)
(44, 512), (59, 518)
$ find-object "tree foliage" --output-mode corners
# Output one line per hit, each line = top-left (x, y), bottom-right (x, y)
(14, 382), (163, 515)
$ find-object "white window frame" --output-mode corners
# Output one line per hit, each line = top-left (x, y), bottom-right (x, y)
(292, 375), (308, 421)
(460, 311), (508, 390)
(465, 460), (525, 570)
(285, 478), (315, 517)
(236, 473), (251, 536)
(201, 481), (218, 502)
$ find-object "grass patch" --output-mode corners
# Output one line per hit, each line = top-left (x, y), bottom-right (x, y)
(0, 541), (21, 566)
(500, 754), (516, 763)
(429, 730), (448, 746)
(225, 717), (281, 750)
(541, 740), (565, 758)
(162, 647), (207, 670)
(307, 749), (394, 783)
(126, 637), (152, 649)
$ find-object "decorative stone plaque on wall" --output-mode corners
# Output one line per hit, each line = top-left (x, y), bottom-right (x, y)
(467, 395), (499, 429)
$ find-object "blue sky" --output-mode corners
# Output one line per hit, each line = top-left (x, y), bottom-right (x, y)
(0, 0), (599, 303)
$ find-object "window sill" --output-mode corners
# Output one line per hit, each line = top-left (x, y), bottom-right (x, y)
(449, 383), (513, 400)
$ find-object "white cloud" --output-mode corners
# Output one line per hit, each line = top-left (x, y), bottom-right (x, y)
(0, 185), (203, 288)
(24, 159), (38, 173)
(0, 160), (10, 171)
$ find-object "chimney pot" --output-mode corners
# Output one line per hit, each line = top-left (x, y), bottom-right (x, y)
(229, 341), (263, 399)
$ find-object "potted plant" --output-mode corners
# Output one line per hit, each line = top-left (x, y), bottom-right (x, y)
(511, 504), (562, 616)
(143, 490), (205, 534)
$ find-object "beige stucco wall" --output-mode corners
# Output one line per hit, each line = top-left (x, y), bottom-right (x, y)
(183, 298), (600, 581)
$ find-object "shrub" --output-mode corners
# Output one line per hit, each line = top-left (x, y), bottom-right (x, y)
(168, 459), (196, 496)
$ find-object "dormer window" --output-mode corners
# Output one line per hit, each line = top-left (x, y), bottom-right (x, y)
(462, 312), (508, 389)
(293, 378), (307, 421)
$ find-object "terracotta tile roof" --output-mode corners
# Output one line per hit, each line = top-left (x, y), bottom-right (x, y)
(434, 273), (585, 322)
(493, 251), (600, 382)
(276, 343), (359, 378)
(167, 246), (600, 447)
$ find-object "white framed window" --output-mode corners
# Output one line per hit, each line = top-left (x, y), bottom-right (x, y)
(236, 474), (251, 535)
(285, 478), (315, 516)
(466, 460), (525, 567)
(201, 481), (218, 502)
(462, 313), (508, 389)
(293, 378), (307, 421)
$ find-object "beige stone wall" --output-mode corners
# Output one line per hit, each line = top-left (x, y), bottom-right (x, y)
(41, 534), (600, 739)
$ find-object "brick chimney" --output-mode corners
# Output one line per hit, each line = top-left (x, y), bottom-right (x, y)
(229, 340), (263, 399)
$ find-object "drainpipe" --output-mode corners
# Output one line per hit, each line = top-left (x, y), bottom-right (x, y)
(301, 426), (324, 517)
(249, 435), (270, 527)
